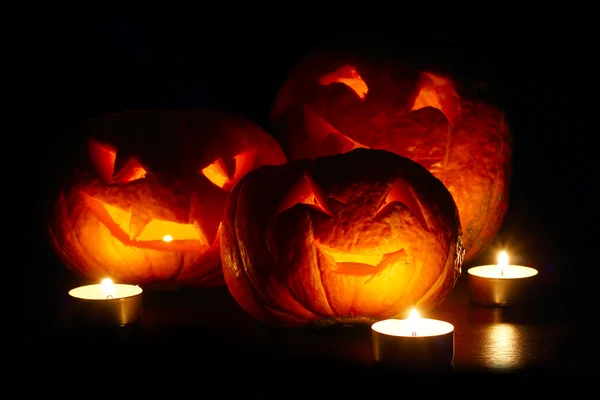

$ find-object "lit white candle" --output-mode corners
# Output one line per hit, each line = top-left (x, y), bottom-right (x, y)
(371, 308), (454, 367)
(69, 278), (142, 300)
(467, 251), (538, 306)
(373, 309), (454, 337)
(469, 251), (538, 280)
(68, 278), (143, 326)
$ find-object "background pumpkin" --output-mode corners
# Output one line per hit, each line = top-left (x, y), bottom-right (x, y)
(269, 45), (512, 262)
(221, 148), (464, 327)
(48, 109), (287, 288)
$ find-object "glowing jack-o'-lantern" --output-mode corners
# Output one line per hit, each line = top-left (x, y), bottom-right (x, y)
(269, 48), (512, 262)
(221, 148), (463, 327)
(49, 109), (287, 288)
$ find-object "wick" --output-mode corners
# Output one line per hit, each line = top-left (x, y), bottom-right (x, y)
(500, 268), (504, 277)
(412, 331), (417, 337)
(106, 294), (114, 299)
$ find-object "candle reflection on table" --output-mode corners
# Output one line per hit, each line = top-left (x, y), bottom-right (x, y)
(481, 323), (522, 369)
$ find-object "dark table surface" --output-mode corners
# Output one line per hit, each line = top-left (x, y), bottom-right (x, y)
(16, 261), (597, 397)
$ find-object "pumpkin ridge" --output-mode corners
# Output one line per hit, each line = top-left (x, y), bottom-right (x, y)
(274, 161), (332, 320)
(233, 178), (270, 313)
(468, 126), (505, 260)
(49, 196), (75, 271)
(283, 270), (325, 320)
(286, 159), (334, 320)
(169, 250), (186, 282)
(441, 124), (452, 185)
(417, 229), (464, 311)
(311, 217), (336, 316)
(234, 175), (309, 323)
(414, 238), (454, 311)
(48, 224), (82, 274)
(141, 248), (154, 282)
(63, 193), (95, 277)
(69, 195), (113, 280)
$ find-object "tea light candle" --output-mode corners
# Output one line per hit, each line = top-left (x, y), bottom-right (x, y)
(68, 278), (143, 326)
(468, 251), (538, 306)
(371, 309), (454, 367)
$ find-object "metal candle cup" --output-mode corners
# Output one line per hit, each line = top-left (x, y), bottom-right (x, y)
(68, 279), (143, 326)
(467, 251), (538, 306)
(371, 309), (454, 367)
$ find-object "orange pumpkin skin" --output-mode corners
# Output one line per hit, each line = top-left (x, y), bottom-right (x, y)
(49, 110), (287, 288)
(221, 149), (464, 327)
(269, 49), (512, 262)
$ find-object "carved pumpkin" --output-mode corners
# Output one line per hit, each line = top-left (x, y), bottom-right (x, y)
(49, 109), (287, 288)
(221, 148), (464, 327)
(269, 47), (512, 261)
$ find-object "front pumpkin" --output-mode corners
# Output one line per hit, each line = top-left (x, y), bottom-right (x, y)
(269, 47), (512, 262)
(49, 109), (287, 288)
(221, 148), (464, 327)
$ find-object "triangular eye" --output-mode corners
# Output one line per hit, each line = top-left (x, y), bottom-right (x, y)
(276, 173), (334, 217)
(319, 65), (369, 100)
(411, 72), (461, 125)
(376, 178), (429, 231)
(200, 150), (258, 191)
(113, 157), (147, 183)
(88, 138), (147, 184)
(200, 158), (235, 189)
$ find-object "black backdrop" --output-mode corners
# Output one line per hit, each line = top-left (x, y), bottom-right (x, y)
(6, 10), (596, 383)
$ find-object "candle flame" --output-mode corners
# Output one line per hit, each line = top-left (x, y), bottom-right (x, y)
(408, 308), (419, 336)
(498, 251), (509, 277)
(409, 308), (420, 320)
(162, 234), (173, 242)
(101, 278), (116, 299)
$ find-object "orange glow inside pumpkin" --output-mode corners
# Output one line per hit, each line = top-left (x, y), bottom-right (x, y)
(319, 65), (369, 100)
(82, 193), (209, 252)
(314, 241), (406, 276)
(88, 138), (147, 184)
(411, 72), (459, 124)
(315, 242), (384, 266)
(276, 173), (334, 217)
(200, 150), (256, 190)
(201, 158), (232, 189)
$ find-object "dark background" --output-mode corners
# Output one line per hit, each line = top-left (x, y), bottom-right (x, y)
(7, 10), (597, 395)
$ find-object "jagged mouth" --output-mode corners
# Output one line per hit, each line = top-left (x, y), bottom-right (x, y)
(313, 241), (405, 276)
(81, 192), (212, 252)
